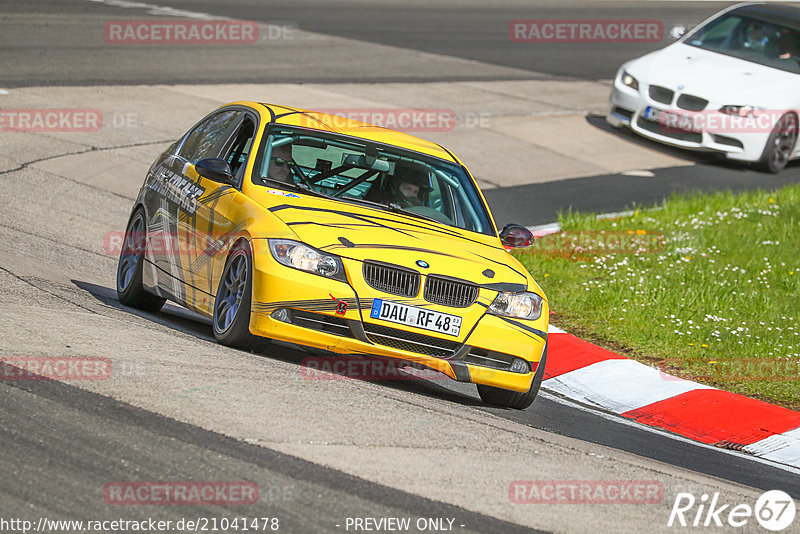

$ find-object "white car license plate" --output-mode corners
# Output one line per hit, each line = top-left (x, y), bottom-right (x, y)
(645, 106), (695, 131)
(370, 299), (462, 337)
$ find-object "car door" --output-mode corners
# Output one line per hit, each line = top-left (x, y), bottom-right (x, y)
(183, 112), (258, 315)
(151, 109), (241, 308)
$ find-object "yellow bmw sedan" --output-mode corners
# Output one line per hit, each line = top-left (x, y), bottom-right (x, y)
(117, 101), (548, 409)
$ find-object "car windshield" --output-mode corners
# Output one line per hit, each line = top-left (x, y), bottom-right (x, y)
(253, 127), (495, 236)
(686, 12), (800, 74)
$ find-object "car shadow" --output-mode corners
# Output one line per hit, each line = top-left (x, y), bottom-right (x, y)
(72, 280), (483, 407)
(585, 113), (800, 172)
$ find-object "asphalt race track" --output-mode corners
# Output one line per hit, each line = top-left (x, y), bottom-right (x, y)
(1, 1), (799, 532)
(1, 0), (726, 85)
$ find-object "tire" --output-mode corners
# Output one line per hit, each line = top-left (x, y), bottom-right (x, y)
(760, 113), (798, 174)
(477, 343), (547, 410)
(116, 208), (166, 312)
(213, 240), (259, 350)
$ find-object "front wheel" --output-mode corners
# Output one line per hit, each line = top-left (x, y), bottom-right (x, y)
(760, 113), (798, 174)
(477, 343), (547, 410)
(213, 241), (259, 351)
(116, 208), (166, 312)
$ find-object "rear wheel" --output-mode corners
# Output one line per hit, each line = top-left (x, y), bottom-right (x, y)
(760, 113), (798, 174)
(116, 208), (166, 312)
(477, 343), (547, 410)
(213, 241), (259, 350)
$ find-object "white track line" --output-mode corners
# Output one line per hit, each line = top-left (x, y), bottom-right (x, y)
(87, 0), (219, 20)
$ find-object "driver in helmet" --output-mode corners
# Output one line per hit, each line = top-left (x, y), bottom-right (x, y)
(744, 21), (769, 52)
(390, 162), (431, 208)
(266, 143), (295, 183)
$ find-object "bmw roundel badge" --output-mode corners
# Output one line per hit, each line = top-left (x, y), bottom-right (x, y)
(416, 260), (429, 269)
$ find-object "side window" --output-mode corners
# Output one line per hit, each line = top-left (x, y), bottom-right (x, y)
(709, 16), (742, 43)
(178, 110), (239, 162)
(222, 117), (256, 179)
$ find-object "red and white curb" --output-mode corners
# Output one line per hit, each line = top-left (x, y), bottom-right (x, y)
(544, 325), (800, 469)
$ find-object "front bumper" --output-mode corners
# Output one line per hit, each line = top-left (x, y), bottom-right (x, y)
(247, 240), (548, 393)
(607, 81), (768, 163)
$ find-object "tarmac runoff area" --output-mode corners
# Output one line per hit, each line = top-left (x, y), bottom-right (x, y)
(0, 82), (784, 533)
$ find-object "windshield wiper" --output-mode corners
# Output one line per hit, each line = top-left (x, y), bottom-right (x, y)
(384, 202), (440, 224)
(343, 197), (439, 223)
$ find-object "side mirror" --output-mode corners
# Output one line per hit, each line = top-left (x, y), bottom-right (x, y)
(195, 158), (235, 185)
(499, 223), (534, 249)
(669, 25), (687, 40)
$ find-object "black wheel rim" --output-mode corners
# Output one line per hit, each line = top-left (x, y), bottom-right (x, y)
(215, 252), (247, 333)
(117, 214), (145, 292)
(771, 114), (798, 169)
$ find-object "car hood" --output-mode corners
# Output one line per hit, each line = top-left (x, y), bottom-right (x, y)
(628, 43), (800, 105)
(266, 196), (533, 290)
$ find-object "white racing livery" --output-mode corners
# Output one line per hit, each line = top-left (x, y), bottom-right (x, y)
(608, 2), (800, 173)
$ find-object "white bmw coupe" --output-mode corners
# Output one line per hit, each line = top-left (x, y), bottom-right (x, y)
(607, 2), (800, 173)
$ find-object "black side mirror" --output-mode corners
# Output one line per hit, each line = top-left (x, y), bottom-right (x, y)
(499, 223), (534, 248)
(195, 158), (235, 185)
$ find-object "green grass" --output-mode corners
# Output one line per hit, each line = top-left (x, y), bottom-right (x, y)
(514, 185), (800, 410)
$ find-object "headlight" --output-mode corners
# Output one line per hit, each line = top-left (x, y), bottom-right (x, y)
(621, 71), (639, 91)
(719, 105), (763, 118)
(269, 239), (346, 281)
(488, 291), (543, 320)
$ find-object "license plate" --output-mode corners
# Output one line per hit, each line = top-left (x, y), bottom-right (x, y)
(370, 299), (462, 337)
(645, 106), (695, 131)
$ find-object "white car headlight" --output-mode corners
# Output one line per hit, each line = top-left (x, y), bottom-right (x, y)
(621, 71), (639, 91)
(269, 239), (346, 281)
(488, 291), (543, 320)
(719, 105), (764, 118)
